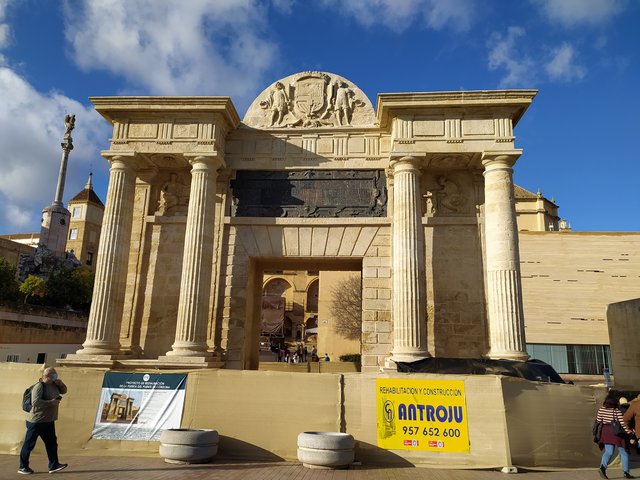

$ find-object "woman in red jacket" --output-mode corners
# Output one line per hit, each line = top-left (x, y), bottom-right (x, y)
(596, 396), (635, 479)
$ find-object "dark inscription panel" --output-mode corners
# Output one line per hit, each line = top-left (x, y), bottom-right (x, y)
(230, 170), (387, 217)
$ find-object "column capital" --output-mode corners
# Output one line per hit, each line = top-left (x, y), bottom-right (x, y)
(184, 154), (224, 170)
(102, 151), (140, 170)
(389, 155), (422, 173)
(481, 150), (522, 170)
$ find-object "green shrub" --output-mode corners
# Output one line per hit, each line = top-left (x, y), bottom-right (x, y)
(0, 257), (20, 303)
(339, 353), (361, 363)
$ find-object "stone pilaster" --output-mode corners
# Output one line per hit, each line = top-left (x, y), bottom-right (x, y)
(482, 152), (528, 361)
(74, 154), (138, 357)
(164, 156), (221, 359)
(390, 156), (429, 363)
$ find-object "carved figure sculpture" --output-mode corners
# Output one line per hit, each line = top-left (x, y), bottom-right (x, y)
(270, 82), (290, 126)
(64, 114), (75, 137)
(423, 176), (467, 216)
(157, 173), (190, 215)
(438, 176), (466, 213)
(333, 81), (354, 126)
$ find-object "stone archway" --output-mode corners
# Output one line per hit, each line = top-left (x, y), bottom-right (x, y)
(220, 223), (388, 369)
(62, 71), (534, 372)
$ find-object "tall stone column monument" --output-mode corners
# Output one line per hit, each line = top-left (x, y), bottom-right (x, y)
(160, 155), (222, 366)
(482, 151), (528, 361)
(390, 156), (430, 363)
(65, 154), (138, 363)
(40, 114), (75, 257)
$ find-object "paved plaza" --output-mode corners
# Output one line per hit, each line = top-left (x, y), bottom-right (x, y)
(1, 453), (637, 480)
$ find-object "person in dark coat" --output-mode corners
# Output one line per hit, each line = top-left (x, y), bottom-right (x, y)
(595, 396), (635, 479)
(19, 367), (68, 474)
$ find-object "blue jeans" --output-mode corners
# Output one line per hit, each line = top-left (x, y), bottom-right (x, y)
(601, 443), (629, 472)
(19, 421), (60, 470)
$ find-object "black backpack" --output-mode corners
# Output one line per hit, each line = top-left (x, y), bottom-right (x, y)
(22, 381), (42, 413)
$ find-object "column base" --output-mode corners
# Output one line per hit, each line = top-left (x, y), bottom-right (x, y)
(156, 354), (223, 369)
(389, 351), (431, 365)
(57, 353), (126, 368)
(485, 350), (529, 362)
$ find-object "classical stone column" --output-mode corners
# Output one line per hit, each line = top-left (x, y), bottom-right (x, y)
(390, 156), (429, 363)
(165, 155), (220, 358)
(482, 152), (528, 360)
(75, 154), (138, 356)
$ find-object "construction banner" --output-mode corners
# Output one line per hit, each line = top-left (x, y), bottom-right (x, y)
(91, 372), (187, 441)
(376, 378), (469, 452)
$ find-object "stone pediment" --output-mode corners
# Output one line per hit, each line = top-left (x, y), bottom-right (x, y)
(243, 72), (376, 129)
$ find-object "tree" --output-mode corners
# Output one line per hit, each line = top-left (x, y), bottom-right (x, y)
(19, 275), (46, 305)
(0, 257), (20, 303)
(44, 265), (94, 310)
(330, 275), (363, 341)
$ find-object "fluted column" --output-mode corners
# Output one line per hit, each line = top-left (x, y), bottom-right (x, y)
(76, 155), (137, 355)
(390, 156), (429, 363)
(482, 152), (528, 360)
(166, 156), (220, 357)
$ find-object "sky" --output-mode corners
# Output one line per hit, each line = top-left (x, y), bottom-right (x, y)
(0, 0), (638, 235)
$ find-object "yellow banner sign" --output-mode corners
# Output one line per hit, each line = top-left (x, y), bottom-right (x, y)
(376, 378), (469, 452)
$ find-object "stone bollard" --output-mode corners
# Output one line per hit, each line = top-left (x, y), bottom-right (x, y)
(297, 431), (355, 469)
(159, 428), (219, 464)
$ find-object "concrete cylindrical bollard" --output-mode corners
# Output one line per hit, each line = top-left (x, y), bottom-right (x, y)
(297, 431), (355, 469)
(159, 428), (219, 464)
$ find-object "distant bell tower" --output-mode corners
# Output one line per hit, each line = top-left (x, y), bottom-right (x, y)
(66, 173), (105, 271)
(40, 114), (75, 257)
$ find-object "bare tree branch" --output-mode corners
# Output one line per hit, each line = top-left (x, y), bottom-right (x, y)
(330, 276), (362, 340)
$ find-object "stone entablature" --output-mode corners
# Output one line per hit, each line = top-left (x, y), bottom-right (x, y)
(91, 97), (240, 167)
(61, 72), (537, 372)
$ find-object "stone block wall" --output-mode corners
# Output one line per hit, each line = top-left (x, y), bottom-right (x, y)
(519, 232), (640, 345)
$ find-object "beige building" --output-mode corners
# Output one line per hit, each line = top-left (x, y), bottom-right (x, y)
(58, 71), (639, 378)
(60, 71), (535, 372)
(66, 173), (105, 270)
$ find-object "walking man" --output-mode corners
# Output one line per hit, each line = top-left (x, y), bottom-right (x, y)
(19, 367), (68, 474)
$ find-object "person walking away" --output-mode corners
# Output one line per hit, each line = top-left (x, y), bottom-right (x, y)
(596, 395), (635, 479)
(19, 367), (68, 474)
(623, 395), (640, 454)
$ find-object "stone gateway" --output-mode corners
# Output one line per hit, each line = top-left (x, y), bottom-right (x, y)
(61, 71), (536, 372)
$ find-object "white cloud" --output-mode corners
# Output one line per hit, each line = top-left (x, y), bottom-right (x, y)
(487, 27), (588, 87)
(63, 0), (279, 109)
(534, 0), (627, 27)
(318, 0), (474, 32)
(0, 67), (110, 234)
(545, 43), (586, 81)
(487, 27), (536, 88)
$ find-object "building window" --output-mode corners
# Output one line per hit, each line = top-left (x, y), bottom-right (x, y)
(526, 343), (611, 375)
(72, 206), (82, 218)
(69, 228), (78, 240)
(36, 353), (46, 364)
(6, 354), (19, 362)
(86, 252), (94, 266)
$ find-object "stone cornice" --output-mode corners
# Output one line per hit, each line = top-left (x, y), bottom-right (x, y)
(90, 96), (241, 130)
(376, 90), (537, 129)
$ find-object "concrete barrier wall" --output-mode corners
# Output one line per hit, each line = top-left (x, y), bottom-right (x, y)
(0, 363), (608, 468)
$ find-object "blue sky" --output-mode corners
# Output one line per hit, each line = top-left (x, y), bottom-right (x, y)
(0, 0), (638, 234)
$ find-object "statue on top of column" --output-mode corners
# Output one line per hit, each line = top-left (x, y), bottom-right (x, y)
(64, 114), (75, 137)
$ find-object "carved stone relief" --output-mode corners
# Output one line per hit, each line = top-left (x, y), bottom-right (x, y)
(422, 173), (474, 217)
(155, 172), (191, 216)
(230, 170), (387, 218)
(243, 72), (376, 129)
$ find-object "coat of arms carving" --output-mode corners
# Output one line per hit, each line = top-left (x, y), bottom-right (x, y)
(245, 72), (376, 129)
